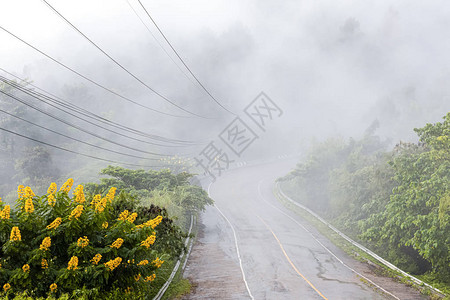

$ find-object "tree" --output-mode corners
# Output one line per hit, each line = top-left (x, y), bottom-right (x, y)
(362, 113), (450, 278)
(14, 146), (60, 189)
(85, 166), (213, 213)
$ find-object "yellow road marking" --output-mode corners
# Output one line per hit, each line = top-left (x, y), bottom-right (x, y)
(257, 215), (328, 300)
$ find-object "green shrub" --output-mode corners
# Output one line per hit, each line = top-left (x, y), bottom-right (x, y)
(84, 166), (213, 214)
(109, 191), (186, 259)
(0, 180), (167, 298)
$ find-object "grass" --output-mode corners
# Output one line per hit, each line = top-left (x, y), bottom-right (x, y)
(158, 213), (198, 300)
(415, 274), (450, 299)
(161, 214), (199, 300)
(162, 278), (191, 300)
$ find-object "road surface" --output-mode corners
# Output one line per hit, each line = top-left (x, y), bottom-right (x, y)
(182, 159), (426, 299)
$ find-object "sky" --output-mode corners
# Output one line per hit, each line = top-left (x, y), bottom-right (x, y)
(1, 0), (450, 162)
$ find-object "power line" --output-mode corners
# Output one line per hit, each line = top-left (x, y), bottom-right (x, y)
(125, 0), (197, 86)
(0, 108), (159, 161)
(42, 0), (211, 119)
(0, 75), (197, 149)
(136, 0), (236, 115)
(0, 89), (171, 157)
(0, 25), (192, 119)
(0, 77), (179, 148)
(0, 125), (165, 168)
(0, 68), (207, 145)
(1, 81), (177, 148)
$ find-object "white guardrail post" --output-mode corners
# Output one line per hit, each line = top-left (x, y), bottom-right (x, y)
(276, 182), (446, 297)
(153, 214), (196, 300)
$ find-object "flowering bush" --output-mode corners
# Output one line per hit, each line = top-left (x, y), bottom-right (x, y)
(0, 180), (167, 298)
(108, 192), (187, 259)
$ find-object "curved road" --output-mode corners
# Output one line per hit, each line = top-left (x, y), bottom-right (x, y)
(182, 159), (425, 300)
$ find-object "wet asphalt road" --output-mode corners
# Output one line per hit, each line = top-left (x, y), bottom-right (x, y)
(183, 159), (411, 299)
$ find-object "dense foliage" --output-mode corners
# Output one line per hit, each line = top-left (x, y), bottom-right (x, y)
(109, 192), (186, 259)
(280, 113), (449, 281)
(84, 166), (213, 265)
(0, 180), (167, 299)
(363, 113), (449, 278)
(85, 166), (213, 214)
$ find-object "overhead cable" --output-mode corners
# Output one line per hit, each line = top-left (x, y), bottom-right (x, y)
(0, 76), (196, 148)
(0, 125), (165, 168)
(0, 89), (171, 157)
(0, 108), (160, 161)
(0, 25), (192, 119)
(136, 0), (235, 115)
(42, 0), (211, 119)
(0, 68), (206, 145)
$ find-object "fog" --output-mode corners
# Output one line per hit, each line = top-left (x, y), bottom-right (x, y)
(1, 0), (449, 193)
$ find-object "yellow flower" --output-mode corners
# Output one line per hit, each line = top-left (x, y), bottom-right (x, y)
(134, 273), (141, 281)
(67, 256), (78, 270)
(41, 259), (48, 269)
(118, 210), (129, 221)
(137, 259), (148, 266)
(10, 227), (21, 241)
(110, 238), (124, 249)
(25, 186), (35, 199)
(17, 185), (26, 199)
(73, 185), (85, 204)
(91, 253), (102, 265)
(102, 222), (108, 229)
(140, 235), (156, 249)
(90, 194), (107, 213)
(40, 237), (51, 251)
(152, 257), (164, 268)
(50, 283), (57, 293)
(150, 215), (163, 228)
(105, 187), (117, 202)
(3, 283), (10, 292)
(77, 236), (89, 248)
(60, 178), (74, 193)
(47, 217), (62, 230)
(47, 194), (56, 206)
(0, 205), (10, 219)
(25, 198), (34, 213)
(90, 194), (101, 206)
(104, 257), (122, 271)
(69, 205), (84, 220)
(22, 264), (30, 273)
(127, 212), (137, 223)
(144, 274), (156, 282)
(47, 182), (57, 195)
(136, 215), (163, 229)
(95, 198), (107, 213)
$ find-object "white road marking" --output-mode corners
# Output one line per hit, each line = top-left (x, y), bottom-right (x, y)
(257, 179), (400, 300)
(208, 182), (255, 300)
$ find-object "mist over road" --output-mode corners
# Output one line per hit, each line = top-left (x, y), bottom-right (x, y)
(182, 159), (426, 300)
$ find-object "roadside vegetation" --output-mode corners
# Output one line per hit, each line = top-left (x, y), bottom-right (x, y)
(0, 82), (212, 299)
(0, 167), (212, 299)
(278, 112), (449, 293)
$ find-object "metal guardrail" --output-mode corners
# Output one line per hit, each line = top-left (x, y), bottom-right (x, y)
(276, 182), (446, 297)
(153, 214), (196, 300)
